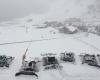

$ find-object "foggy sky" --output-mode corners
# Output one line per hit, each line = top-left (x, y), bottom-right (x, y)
(0, 0), (56, 22)
(0, 0), (99, 22)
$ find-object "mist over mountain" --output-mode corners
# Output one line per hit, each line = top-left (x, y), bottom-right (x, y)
(0, 0), (100, 23)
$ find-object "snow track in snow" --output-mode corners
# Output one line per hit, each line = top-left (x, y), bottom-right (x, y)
(0, 26), (100, 80)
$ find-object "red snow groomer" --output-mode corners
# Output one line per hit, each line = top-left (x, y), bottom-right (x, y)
(15, 60), (39, 78)
(60, 52), (75, 63)
(41, 53), (62, 70)
(80, 53), (100, 68)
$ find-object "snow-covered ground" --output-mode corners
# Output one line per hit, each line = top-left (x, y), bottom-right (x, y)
(0, 25), (100, 80)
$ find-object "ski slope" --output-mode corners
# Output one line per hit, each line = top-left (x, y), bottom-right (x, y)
(0, 26), (100, 80)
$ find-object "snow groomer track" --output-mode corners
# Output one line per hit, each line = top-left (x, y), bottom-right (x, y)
(0, 27), (100, 80)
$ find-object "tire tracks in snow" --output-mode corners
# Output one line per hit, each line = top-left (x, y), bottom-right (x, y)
(0, 34), (100, 54)
(71, 36), (100, 53)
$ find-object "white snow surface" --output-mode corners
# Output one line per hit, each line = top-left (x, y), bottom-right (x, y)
(0, 25), (100, 80)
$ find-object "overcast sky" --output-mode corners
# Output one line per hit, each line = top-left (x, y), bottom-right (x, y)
(0, 0), (56, 22)
(0, 0), (99, 22)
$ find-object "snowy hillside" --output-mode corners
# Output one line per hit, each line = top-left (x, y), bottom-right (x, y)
(0, 0), (100, 80)
(0, 23), (100, 80)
